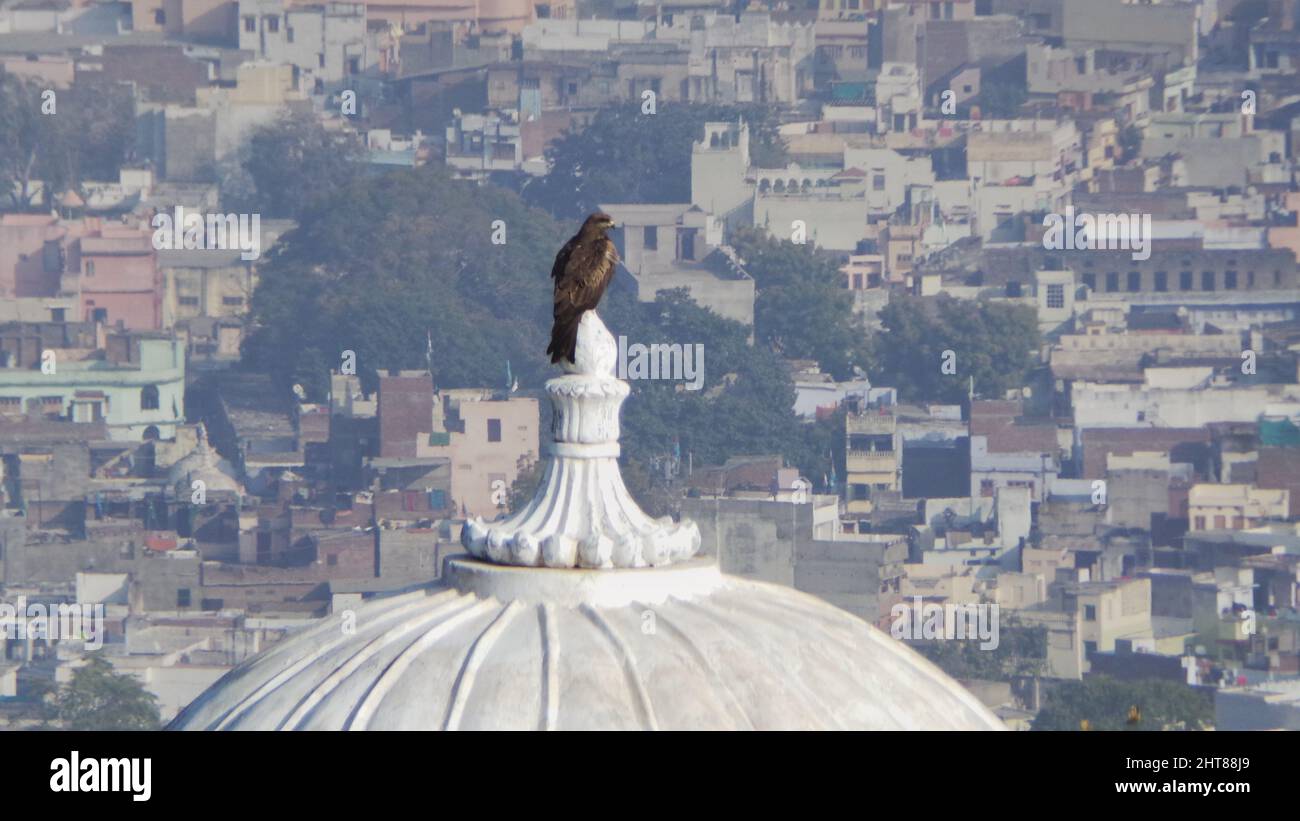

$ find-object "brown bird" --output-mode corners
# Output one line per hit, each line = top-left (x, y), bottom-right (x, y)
(547, 212), (619, 365)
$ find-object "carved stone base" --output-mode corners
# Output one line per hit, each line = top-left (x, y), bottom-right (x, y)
(461, 312), (700, 569)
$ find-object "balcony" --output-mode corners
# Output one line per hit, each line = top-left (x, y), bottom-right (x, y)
(846, 450), (896, 474)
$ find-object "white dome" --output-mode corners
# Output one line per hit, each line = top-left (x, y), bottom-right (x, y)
(172, 312), (1003, 731)
(167, 432), (241, 495)
(171, 558), (1004, 730)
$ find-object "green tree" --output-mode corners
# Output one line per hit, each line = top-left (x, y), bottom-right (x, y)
(913, 614), (1047, 681)
(242, 165), (563, 398)
(0, 74), (59, 208)
(1118, 124), (1142, 162)
(51, 655), (162, 731)
(230, 110), (364, 219)
(869, 294), (1040, 404)
(0, 75), (133, 209)
(507, 457), (545, 512)
(1032, 676), (1213, 731)
(729, 226), (870, 380)
(523, 102), (786, 219)
(61, 80), (137, 184)
(602, 287), (838, 494)
(978, 80), (1027, 119)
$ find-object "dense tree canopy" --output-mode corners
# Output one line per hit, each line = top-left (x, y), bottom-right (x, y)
(913, 615), (1047, 681)
(523, 102), (787, 220)
(728, 226), (871, 381)
(0, 74), (135, 209)
(605, 287), (840, 507)
(869, 294), (1040, 404)
(1033, 676), (1213, 731)
(50, 655), (161, 731)
(224, 110), (365, 220)
(242, 165), (562, 398)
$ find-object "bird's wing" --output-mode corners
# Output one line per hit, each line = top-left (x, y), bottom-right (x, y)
(550, 236), (578, 280)
(555, 237), (618, 310)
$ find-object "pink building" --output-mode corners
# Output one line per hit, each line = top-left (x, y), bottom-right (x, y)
(375, 375), (539, 517)
(75, 225), (163, 330)
(0, 214), (68, 299)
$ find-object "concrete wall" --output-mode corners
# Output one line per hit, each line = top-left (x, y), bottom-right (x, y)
(682, 496), (905, 621)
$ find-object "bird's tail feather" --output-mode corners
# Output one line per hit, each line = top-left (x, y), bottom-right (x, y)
(547, 312), (581, 364)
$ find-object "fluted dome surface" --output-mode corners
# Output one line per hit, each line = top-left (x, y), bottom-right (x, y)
(172, 558), (1004, 730)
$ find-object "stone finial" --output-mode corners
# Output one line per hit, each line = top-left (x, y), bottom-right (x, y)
(461, 311), (701, 568)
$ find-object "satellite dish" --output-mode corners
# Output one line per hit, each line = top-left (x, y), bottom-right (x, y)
(1022, 386), (1033, 398)
(292, 384), (306, 400)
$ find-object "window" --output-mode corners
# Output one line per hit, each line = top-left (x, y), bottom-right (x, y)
(1105, 272), (1119, 292)
(1081, 272), (1096, 291)
(141, 385), (159, 410)
(1127, 271), (1140, 292)
(1179, 271), (1193, 291)
(1154, 271), (1168, 292)
(643, 226), (657, 250)
(177, 589), (191, 608)
(1224, 270), (1238, 290)
(179, 296), (200, 307)
(85, 261), (95, 277)
(154, 9), (165, 25)
(1202, 271), (1215, 291)
(347, 57), (360, 75)
(1084, 604), (1096, 621)
(243, 15), (255, 32)
(287, 27), (295, 43)
(980, 479), (995, 497)
(265, 15), (279, 33)
(873, 175), (886, 191)
(487, 418), (502, 443)
(1084, 640), (1097, 656)
(51, 307), (65, 322)
(1045, 283), (1065, 309)
(222, 296), (244, 306)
